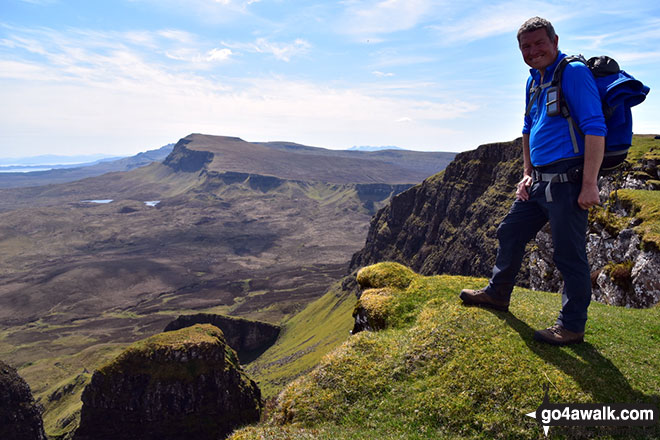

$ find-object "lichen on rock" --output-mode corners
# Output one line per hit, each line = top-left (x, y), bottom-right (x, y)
(74, 324), (261, 440)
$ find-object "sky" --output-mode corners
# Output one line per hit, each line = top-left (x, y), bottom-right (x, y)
(1, 0), (659, 157)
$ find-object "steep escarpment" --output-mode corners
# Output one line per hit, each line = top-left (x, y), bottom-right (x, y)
(74, 324), (261, 440)
(0, 360), (46, 440)
(163, 137), (214, 172)
(164, 314), (280, 363)
(350, 138), (524, 280)
(350, 135), (660, 307)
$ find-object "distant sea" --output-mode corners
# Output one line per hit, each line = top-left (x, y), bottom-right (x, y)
(0, 166), (55, 173)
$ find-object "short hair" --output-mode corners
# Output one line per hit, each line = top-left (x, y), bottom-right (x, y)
(517, 17), (556, 43)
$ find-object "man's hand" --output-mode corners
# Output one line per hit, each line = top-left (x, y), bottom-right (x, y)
(579, 134), (605, 210)
(578, 182), (600, 210)
(516, 175), (533, 201)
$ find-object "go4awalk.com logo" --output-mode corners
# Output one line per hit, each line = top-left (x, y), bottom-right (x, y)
(525, 386), (658, 437)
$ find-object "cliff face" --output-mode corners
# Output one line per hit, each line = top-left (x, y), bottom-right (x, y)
(74, 324), (261, 440)
(163, 138), (214, 172)
(350, 138), (524, 281)
(0, 360), (46, 440)
(164, 314), (281, 364)
(350, 136), (660, 308)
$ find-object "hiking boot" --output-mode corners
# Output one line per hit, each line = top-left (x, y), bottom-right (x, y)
(533, 324), (584, 346)
(459, 288), (509, 312)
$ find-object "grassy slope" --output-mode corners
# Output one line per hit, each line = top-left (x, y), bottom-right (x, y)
(21, 343), (127, 439)
(244, 281), (356, 399)
(230, 263), (660, 440)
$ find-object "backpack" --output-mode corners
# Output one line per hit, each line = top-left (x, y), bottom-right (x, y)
(529, 55), (650, 172)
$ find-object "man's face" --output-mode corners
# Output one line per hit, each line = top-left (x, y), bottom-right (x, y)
(519, 28), (559, 73)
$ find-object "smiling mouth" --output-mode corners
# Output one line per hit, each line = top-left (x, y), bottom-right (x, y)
(529, 55), (547, 65)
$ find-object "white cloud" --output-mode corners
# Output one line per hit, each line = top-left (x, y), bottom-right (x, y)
(127, 0), (261, 23)
(223, 38), (311, 62)
(429, 1), (575, 44)
(255, 38), (311, 61)
(206, 47), (233, 61)
(340, 0), (434, 36)
(0, 22), (477, 155)
(372, 71), (395, 77)
(157, 30), (197, 44)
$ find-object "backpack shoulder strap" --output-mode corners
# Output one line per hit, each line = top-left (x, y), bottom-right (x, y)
(553, 55), (588, 154)
(525, 78), (554, 117)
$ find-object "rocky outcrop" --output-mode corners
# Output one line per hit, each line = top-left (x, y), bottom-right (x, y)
(528, 148), (660, 308)
(528, 157), (660, 308)
(350, 138), (525, 281)
(350, 136), (660, 308)
(0, 360), (46, 440)
(74, 324), (261, 440)
(164, 314), (281, 364)
(163, 137), (214, 172)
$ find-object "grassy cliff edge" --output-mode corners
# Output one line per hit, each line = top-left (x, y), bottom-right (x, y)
(231, 263), (659, 439)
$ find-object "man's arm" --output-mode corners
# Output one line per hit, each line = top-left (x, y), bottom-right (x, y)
(516, 133), (534, 201)
(578, 134), (605, 210)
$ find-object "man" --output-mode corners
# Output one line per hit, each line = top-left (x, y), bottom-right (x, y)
(459, 17), (606, 345)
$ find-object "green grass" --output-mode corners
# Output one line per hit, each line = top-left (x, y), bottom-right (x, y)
(589, 135), (660, 245)
(617, 189), (660, 250)
(244, 281), (356, 399)
(627, 134), (660, 163)
(40, 373), (91, 439)
(230, 263), (660, 440)
(19, 343), (128, 439)
(99, 324), (239, 379)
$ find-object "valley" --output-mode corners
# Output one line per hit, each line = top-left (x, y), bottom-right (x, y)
(0, 134), (454, 437)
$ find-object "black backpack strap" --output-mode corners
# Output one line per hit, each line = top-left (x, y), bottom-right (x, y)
(552, 55), (588, 154)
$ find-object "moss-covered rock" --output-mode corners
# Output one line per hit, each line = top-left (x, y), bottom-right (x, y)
(0, 360), (46, 440)
(356, 262), (415, 290)
(74, 324), (261, 440)
(352, 287), (396, 332)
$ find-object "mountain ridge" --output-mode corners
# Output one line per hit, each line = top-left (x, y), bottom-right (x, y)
(168, 133), (455, 184)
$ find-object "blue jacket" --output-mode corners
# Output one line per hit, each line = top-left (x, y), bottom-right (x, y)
(523, 51), (607, 167)
(596, 70), (650, 148)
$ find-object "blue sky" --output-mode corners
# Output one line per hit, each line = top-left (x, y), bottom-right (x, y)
(1, 0), (658, 157)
